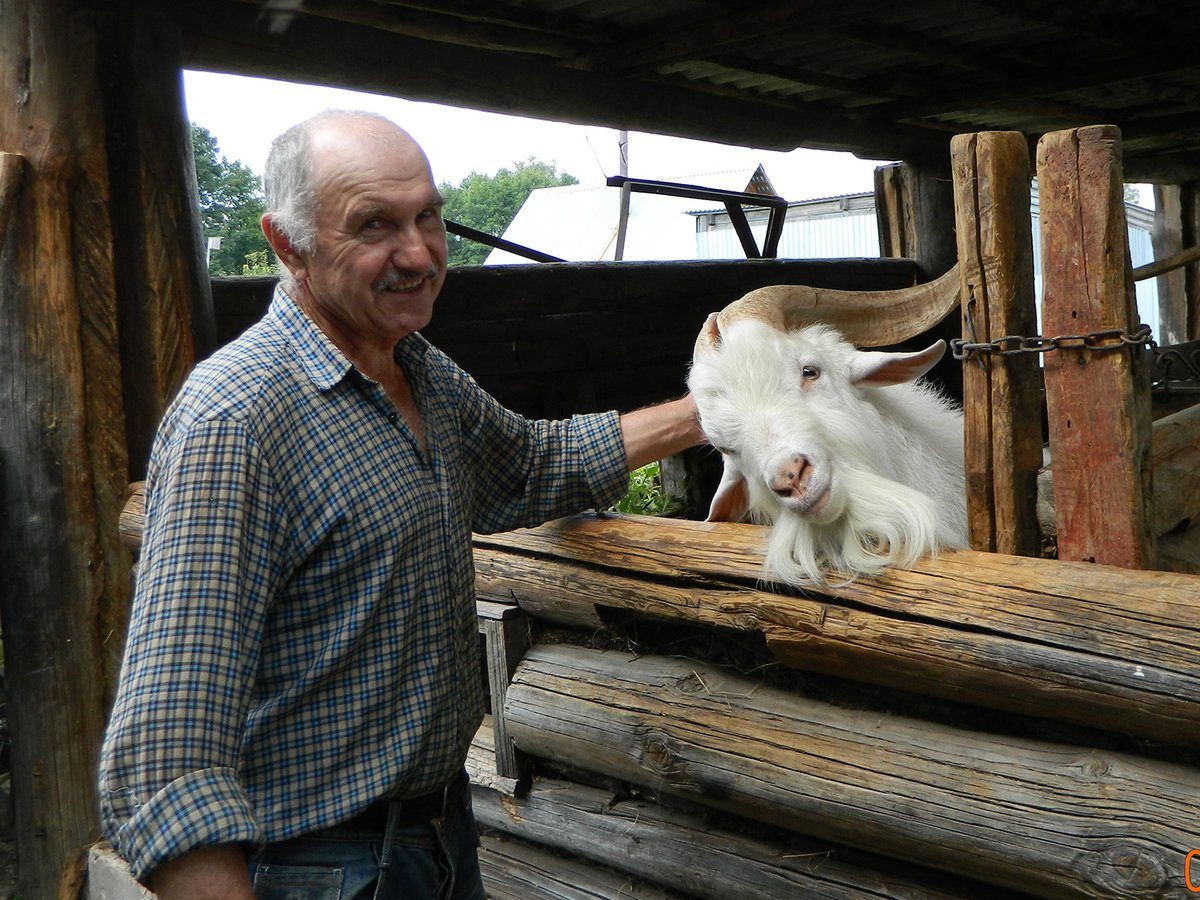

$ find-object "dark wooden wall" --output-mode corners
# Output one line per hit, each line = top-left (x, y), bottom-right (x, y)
(212, 257), (927, 421)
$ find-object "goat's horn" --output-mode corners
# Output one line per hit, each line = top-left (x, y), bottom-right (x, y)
(710, 263), (961, 349)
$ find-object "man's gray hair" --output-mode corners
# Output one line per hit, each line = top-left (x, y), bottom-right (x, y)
(263, 109), (403, 256)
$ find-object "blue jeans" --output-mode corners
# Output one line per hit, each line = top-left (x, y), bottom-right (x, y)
(249, 785), (486, 900)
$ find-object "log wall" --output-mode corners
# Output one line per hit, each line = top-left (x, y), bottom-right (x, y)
(210, 258), (931, 420)
(466, 514), (1200, 899)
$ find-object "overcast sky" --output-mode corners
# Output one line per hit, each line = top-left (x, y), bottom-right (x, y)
(182, 70), (893, 203)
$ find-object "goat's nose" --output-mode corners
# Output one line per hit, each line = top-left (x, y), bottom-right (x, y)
(771, 455), (811, 498)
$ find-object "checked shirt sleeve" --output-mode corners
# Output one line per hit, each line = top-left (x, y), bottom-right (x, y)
(438, 356), (629, 534)
(98, 416), (288, 882)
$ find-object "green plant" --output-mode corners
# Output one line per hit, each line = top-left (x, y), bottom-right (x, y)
(609, 461), (673, 516)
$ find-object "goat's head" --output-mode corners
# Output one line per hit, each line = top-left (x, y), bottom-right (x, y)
(690, 319), (946, 524)
(687, 268), (963, 584)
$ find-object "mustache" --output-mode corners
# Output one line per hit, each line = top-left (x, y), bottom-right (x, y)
(374, 265), (440, 292)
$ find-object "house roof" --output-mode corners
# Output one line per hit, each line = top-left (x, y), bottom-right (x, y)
(141, 0), (1200, 182)
(487, 167), (773, 263)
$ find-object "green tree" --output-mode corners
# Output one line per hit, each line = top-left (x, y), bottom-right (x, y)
(440, 158), (578, 266)
(191, 124), (274, 276)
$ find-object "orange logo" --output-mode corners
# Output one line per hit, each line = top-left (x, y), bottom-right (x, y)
(1188, 850), (1200, 893)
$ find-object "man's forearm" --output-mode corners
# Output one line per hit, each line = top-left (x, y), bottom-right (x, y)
(619, 394), (705, 472)
(150, 843), (255, 900)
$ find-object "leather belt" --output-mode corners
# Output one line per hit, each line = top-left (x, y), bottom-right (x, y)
(337, 770), (467, 831)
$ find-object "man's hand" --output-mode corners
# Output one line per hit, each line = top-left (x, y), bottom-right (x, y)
(150, 843), (255, 900)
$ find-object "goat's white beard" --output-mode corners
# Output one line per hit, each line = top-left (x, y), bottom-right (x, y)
(760, 467), (947, 586)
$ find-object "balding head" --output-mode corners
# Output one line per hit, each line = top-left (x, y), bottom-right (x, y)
(263, 110), (430, 259)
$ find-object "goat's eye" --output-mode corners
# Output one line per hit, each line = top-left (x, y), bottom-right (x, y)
(801, 365), (821, 381)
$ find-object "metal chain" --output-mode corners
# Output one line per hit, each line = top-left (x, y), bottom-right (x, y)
(951, 323), (1155, 361)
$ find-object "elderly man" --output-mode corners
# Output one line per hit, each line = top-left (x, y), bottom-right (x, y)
(98, 109), (703, 900)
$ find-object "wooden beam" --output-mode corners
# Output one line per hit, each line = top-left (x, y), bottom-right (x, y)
(104, 8), (215, 476)
(1036, 125), (1156, 568)
(951, 131), (1042, 555)
(166, 0), (947, 161)
(1131, 240), (1200, 282)
(0, 0), (128, 893)
(504, 644), (1197, 898)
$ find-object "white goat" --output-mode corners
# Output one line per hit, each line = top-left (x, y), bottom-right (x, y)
(689, 317), (967, 585)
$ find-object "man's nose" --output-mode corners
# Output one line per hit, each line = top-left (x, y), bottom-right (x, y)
(389, 226), (435, 271)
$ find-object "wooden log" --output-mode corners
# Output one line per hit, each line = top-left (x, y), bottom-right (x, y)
(120, 490), (1200, 744)
(1131, 241), (1200, 282)
(103, 7), (216, 476)
(869, 159), (962, 400)
(472, 773), (985, 899)
(475, 514), (1200, 747)
(478, 832), (689, 900)
(951, 132), (1043, 555)
(0, 1), (133, 894)
(504, 644), (1198, 899)
(1035, 399), (1200, 539)
(1037, 125), (1156, 568)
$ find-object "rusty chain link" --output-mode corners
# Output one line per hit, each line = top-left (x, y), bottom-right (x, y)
(951, 323), (1155, 361)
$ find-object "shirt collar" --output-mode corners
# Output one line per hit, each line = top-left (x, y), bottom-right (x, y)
(269, 284), (432, 391)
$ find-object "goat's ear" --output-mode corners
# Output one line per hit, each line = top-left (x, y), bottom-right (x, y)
(706, 458), (750, 522)
(848, 339), (946, 387)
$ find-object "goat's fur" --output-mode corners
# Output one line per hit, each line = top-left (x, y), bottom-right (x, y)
(689, 320), (967, 585)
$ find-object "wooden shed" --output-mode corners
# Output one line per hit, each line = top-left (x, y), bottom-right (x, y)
(3, 2), (1200, 898)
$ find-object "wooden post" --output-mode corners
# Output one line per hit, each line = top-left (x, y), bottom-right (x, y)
(104, 7), (217, 480)
(0, 1), (127, 894)
(950, 132), (1043, 556)
(871, 159), (961, 399)
(0, 2), (207, 895)
(1151, 182), (1200, 344)
(1036, 125), (1156, 568)
(477, 601), (531, 782)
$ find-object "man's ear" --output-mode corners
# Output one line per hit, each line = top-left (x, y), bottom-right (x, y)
(261, 214), (307, 279)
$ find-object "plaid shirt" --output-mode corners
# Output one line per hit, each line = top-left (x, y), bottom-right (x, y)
(99, 287), (628, 881)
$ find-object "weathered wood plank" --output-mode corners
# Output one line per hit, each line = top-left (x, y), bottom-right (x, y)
(475, 514), (1200, 746)
(479, 607), (532, 780)
(478, 832), (689, 900)
(1037, 125), (1156, 568)
(473, 773), (984, 900)
(504, 645), (1197, 899)
(951, 131), (1042, 555)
